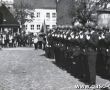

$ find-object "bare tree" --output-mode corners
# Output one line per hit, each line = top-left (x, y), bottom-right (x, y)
(98, 0), (110, 9)
(74, 0), (110, 26)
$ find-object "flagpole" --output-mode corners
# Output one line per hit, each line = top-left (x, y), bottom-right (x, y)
(43, 13), (47, 35)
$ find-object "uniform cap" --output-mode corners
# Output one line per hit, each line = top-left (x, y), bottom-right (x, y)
(85, 21), (95, 28)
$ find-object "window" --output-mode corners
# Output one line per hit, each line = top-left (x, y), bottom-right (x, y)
(36, 12), (40, 17)
(31, 25), (34, 30)
(25, 25), (27, 30)
(37, 25), (40, 30)
(46, 13), (50, 18)
(31, 13), (34, 18)
(52, 13), (56, 18)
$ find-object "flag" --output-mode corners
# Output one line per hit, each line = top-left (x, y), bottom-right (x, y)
(40, 24), (44, 33)
(41, 20), (46, 34)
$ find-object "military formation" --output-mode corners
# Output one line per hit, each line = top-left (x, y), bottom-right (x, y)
(46, 25), (110, 85)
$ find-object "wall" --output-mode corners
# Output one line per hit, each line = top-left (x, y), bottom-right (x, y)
(97, 11), (110, 28)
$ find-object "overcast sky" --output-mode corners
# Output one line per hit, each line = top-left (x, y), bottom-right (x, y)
(14, 0), (56, 9)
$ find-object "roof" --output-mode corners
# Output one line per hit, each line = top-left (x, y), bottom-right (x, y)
(97, 9), (110, 14)
(15, 0), (56, 9)
(0, 4), (19, 27)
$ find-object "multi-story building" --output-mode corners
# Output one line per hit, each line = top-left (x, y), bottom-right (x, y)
(23, 0), (56, 34)
(24, 8), (56, 34)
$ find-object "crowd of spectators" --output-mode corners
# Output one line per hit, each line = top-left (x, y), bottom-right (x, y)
(0, 33), (46, 50)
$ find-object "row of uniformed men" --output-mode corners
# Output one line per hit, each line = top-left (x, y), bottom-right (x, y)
(47, 26), (110, 85)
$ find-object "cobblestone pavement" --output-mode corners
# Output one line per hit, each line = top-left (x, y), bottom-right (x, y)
(0, 48), (109, 90)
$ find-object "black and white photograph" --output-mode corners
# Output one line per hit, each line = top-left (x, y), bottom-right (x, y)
(0, 0), (110, 90)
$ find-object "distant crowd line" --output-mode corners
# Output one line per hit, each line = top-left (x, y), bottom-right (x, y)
(0, 33), (46, 50)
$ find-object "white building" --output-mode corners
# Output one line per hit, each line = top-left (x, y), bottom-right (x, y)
(24, 8), (56, 34)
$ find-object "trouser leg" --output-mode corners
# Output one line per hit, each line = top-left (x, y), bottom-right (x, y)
(54, 47), (60, 64)
(88, 52), (97, 84)
(34, 43), (37, 49)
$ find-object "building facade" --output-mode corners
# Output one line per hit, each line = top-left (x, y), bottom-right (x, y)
(24, 8), (56, 34)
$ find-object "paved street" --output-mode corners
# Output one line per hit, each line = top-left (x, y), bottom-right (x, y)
(0, 48), (109, 90)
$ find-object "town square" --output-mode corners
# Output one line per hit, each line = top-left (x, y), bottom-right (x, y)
(0, 0), (110, 90)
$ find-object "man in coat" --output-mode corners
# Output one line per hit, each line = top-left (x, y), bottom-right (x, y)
(86, 28), (99, 85)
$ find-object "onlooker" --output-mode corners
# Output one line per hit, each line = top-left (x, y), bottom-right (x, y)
(33, 36), (38, 50)
(0, 35), (2, 49)
(2, 35), (5, 48)
(38, 35), (43, 49)
(9, 35), (13, 47)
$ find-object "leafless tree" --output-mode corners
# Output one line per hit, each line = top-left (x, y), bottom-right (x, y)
(14, 0), (34, 31)
(74, 0), (110, 26)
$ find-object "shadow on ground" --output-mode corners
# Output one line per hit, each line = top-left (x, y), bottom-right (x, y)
(51, 58), (110, 85)
(51, 60), (89, 84)
(40, 54), (46, 56)
(96, 52), (110, 81)
(41, 50), (110, 85)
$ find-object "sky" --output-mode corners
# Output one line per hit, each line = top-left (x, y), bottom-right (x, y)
(14, 0), (56, 9)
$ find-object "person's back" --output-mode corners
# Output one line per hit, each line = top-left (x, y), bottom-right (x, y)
(38, 36), (43, 41)
(38, 36), (43, 49)
(34, 37), (38, 44)
(34, 37), (38, 50)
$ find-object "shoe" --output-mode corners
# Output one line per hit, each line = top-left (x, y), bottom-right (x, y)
(100, 87), (109, 90)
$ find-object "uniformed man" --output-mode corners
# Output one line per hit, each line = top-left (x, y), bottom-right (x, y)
(46, 30), (54, 58)
(78, 27), (89, 80)
(86, 27), (99, 85)
(97, 27), (107, 75)
(105, 30), (110, 76)
(60, 26), (70, 67)
(53, 26), (63, 65)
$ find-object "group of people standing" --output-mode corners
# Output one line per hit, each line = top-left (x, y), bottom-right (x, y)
(33, 34), (46, 50)
(46, 25), (110, 86)
(0, 33), (34, 48)
(0, 32), (47, 51)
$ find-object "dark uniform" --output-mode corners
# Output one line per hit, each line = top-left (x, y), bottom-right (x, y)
(47, 25), (110, 84)
(97, 31), (107, 74)
(79, 30), (89, 80)
(45, 30), (54, 59)
(53, 30), (62, 64)
(105, 32), (110, 76)
(86, 30), (99, 85)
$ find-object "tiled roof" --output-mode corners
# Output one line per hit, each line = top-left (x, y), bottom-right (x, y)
(0, 4), (19, 27)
